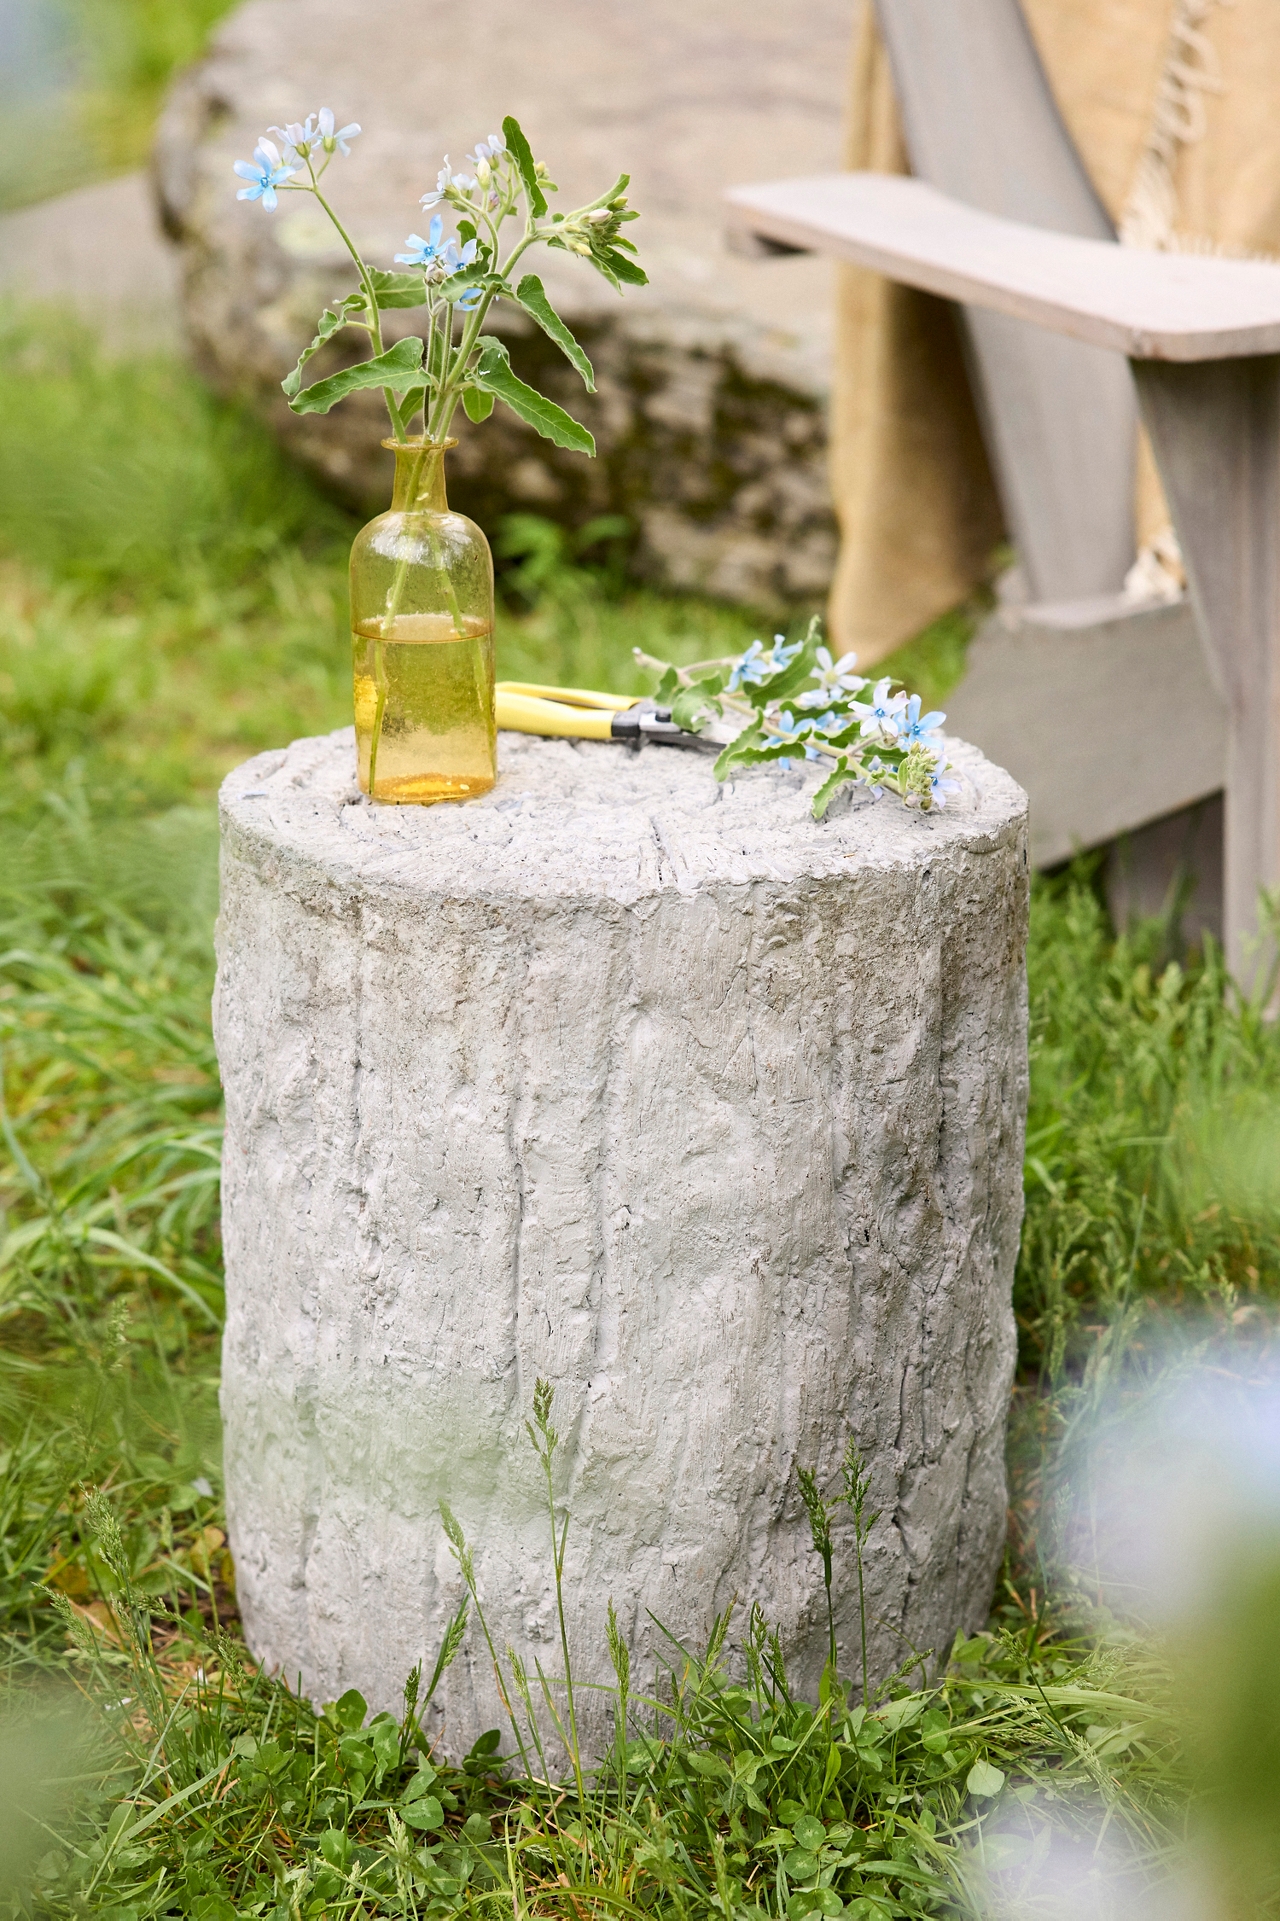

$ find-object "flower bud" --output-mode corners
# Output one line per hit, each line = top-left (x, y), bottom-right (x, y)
(476, 159), (491, 186)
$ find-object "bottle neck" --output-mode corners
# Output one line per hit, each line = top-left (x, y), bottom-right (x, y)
(388, 440), (452, 512)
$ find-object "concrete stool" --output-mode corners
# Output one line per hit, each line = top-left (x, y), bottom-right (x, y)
(214, 726), (1028, 1755)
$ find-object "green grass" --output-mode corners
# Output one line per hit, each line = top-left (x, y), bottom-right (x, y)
(1, 313), (1278, 1915)
(1019, 876), (1280, 1384)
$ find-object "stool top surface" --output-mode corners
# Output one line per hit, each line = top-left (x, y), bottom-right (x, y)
(219, 727), (1025, 907)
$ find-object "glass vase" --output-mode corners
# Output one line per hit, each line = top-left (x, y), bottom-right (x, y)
(349, 438), (496, 803)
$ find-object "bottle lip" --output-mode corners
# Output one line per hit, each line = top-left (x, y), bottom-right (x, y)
(381, 437), (459, 452)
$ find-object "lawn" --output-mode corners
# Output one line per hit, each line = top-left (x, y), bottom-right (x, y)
(2, 312), (1280, 1913)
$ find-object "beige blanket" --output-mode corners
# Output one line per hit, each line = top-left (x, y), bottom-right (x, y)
(830, 0), (1280, 663)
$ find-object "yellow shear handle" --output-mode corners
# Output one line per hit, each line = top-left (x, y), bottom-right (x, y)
(494, 681), (634, 741)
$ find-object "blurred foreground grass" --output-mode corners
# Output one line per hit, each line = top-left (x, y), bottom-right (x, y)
(1, 311), (1279, 1915)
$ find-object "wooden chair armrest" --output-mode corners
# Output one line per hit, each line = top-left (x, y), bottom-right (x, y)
(725, 173), (1280, 361)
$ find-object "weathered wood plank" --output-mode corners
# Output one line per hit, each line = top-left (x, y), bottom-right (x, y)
(945, 595), (1225, 868)
(872, 0), (1136, 599)
(873, 0), (1110, 231)
(725, 174), (1280, 361)
(1134, 357), (1280, 982)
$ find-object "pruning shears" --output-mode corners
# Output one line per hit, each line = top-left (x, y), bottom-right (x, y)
(495, 682), (722, 751)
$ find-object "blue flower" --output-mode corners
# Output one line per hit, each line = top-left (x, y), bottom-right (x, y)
(797, 644), (866, 708)
(858, 754), (888, 797)
(927, 762), (962, 810)
(851, 676), (908, 744)
(727, 640), (767, 692)
(772, 712), (802, 765)
(396, 221), (480, 305)
(467, 133), (507, 189)
(233, 139), (295, 210)
(897, 692), (946, 754)
(395, 214), (451, 268)
(467, 133), (507, 167)
(268, 117), (319, 167)
(317, 107), (360, 155)
(772, 708), (825, 759)
(727, 634), (805, 694)
(420, 156), (477, 210)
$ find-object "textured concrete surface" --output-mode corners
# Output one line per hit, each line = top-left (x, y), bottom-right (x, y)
(155, 0), (850, 607)
(0, 173), (182, 349)
(214, 727), (1029, 1756)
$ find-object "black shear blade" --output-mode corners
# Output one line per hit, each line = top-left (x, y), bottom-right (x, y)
(610, 701), (722, 752)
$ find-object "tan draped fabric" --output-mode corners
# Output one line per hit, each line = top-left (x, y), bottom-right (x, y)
(829, 0), (1280, 664)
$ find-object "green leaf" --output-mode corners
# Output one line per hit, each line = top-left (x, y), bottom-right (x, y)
(331, 1688), (368, 1731)
(462, 386), (495, 422)
(965, 1757), (1007, 1799)
(437, 267), (502, 307)
(712, 724), (799, 780)
(858, 1860), (949, 1889)
(471, 338), (594, 454)
(281, 294), (368, 399)
(401, 1794), (444, 1832)
(596, 246), (648, 287)
(502, 115), (547, 218)
(811, 758), (854, 820)
(712, 723), (764, 777)
(366, 268), (428, 309)
(875, 1694), (926, 1733)
(288, 336), (425, 415)
(514, 274), (595, 389)
(319, 1829), (352, 1869)
(670, 678), (722, 734)
(369, 1716), (400, 1771)
(783, 1849), (819, 1881)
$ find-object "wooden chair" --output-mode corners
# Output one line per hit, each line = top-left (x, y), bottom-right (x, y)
(728, 0), (1278, 970)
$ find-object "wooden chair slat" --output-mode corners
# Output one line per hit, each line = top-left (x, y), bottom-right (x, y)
(726, 174), (1280, 360)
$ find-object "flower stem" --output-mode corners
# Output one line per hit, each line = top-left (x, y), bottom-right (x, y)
(308, 172), (408, 439)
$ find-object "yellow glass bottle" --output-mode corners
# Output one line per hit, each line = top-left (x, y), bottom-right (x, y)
(350, 438), (496, 803)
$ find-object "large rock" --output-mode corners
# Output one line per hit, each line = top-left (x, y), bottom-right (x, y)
(154, 0), (848, 608)
(213, 726), (1028, 1755)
